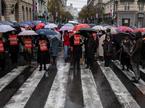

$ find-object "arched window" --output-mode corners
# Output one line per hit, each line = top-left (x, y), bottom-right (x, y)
(22, 6), (25, 21)
(15, 3), (19, 21)
(26, 7), (28, 20)
(1, 0), (6, 16)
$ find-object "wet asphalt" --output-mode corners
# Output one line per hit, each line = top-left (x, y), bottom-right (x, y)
(1, 53), (145, 108)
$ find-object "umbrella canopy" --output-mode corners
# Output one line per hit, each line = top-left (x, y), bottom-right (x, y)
(79, 28), (96, 32)
(73, 24), (90, 32)
(79, 28), (97, 38)
(18, 30), (38, 36)
(104, 26), (118, 34)
(134, 28), (145, 33)
(44, 23), (57, 29)
(68, 20), (79, 24)
(60, 23), (74, 31)
(0, 25), (15, 33)
(35, 23), (45, 30)
(117, 26), (134, 32)
(19, 21), (34, 27)
(0, 21), (14, 26)
(36, 28), (57, 36)
(92, 25), (106, 31)
(32, 20), (42, 25)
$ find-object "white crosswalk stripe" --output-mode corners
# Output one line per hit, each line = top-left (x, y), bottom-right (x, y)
(4, 64), (50, 108)
(0, 66), (27, 92)
(98, 61), (140, 108)
(1, 61), (145, 108)
(113, 60), (145, 95)
(44, 63), (70, 108)
(81, 66), (103, 108)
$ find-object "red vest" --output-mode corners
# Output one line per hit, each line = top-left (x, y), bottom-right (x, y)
(24, 38), (32, 49)
(74, 34), (80, 45)
(9, 35), (18, 46)
(39, 40), (48, 52)
(0, 40), (4, 53)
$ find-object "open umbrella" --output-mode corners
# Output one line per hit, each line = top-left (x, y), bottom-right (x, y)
(44, 23), (57, 29)
(92, 25), (106, 31)
(0, 25), (15, 33)
(35, 23), (45, 30)
(79, 28), (97, 38)
(117, 26), (134, 32)
(134, 28), (145, 33)
(104, 26), (118, 34)
(73, 24), (90, 32)
(36, 28), (57, 36)
(18, 30), (38, 36)
(60, 23), (74, 31)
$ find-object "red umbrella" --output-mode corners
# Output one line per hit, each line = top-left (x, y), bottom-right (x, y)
(134, 28), (145, 32)
(118, 26), (134, 32)
(35, 23), (45, 30)
(73, 24), (90, 32)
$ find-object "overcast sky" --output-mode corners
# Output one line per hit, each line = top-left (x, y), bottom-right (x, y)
(67, 0), (87, 11)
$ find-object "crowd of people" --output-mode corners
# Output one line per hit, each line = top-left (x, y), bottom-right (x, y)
(0, 23), (145, 83)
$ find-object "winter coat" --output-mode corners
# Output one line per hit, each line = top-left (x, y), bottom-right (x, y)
(103, 40), (114, 57)
(98, 34), (106, 57)
(131, 38), (143, 64)
(50, 37), (60, 57)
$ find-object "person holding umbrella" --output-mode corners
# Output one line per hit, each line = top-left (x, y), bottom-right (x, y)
(0, 33), (6, 71)
(36, 35), (50, 71)
(22, 36), (33, 66)
(70, 32), (83, 71)
(8, 31), (19, 65)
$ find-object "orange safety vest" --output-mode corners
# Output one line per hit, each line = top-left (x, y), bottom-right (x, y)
(39, 40), (48, 52)
(24, 38), (32, 49)
(9, 35), (18, 46)
(74, 34), (80, 45)
(0, 40), (4, 53)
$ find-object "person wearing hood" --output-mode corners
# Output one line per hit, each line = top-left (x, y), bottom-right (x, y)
(0, 33), (6, 71)
(36, 35), (50, 71)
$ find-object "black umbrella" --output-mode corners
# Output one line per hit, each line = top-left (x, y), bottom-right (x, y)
(79, 28), (97, 38)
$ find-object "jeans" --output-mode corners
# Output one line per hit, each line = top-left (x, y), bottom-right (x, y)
(64, 46), (69, 60)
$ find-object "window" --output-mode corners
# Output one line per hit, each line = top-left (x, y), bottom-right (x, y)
(124, 2), (130, 11)
(138, 2), (144, 11)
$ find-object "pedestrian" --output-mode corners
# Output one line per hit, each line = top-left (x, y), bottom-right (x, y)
(36, 35), (50, 71)
(8, 31), (19, 65)
(102, 35), (114, 67)
(98, 30), (106, 61)
(23, 36), (33, 66)
(50, 37), (60, 65)
(63, 31), (70, 62)
(86, 33), (97, 69)
(0, 33), (6, 71)
(131, 32), (143, 82)
(120, 36), (132, 70)
(70, 33), (83, 70)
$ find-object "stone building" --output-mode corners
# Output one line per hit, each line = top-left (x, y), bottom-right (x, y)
(0, 0), (33, 22)
(103, 0), (145, 27)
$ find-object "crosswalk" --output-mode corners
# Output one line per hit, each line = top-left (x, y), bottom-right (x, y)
(0, 60), (145, 108)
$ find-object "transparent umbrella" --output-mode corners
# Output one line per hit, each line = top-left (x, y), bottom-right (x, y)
(0, 25), (15, 33)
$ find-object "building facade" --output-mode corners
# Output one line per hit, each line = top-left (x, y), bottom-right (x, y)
(0, 0), (33, 22)
(104, 0), (145, 27)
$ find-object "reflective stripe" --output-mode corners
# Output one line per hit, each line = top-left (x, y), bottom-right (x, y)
(24, 39), (32, 48)
(74, 34), (80, 45)
(39, 40), (48, 52)
(0, 40), (4, 52)
(9, 35), (18, 46)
